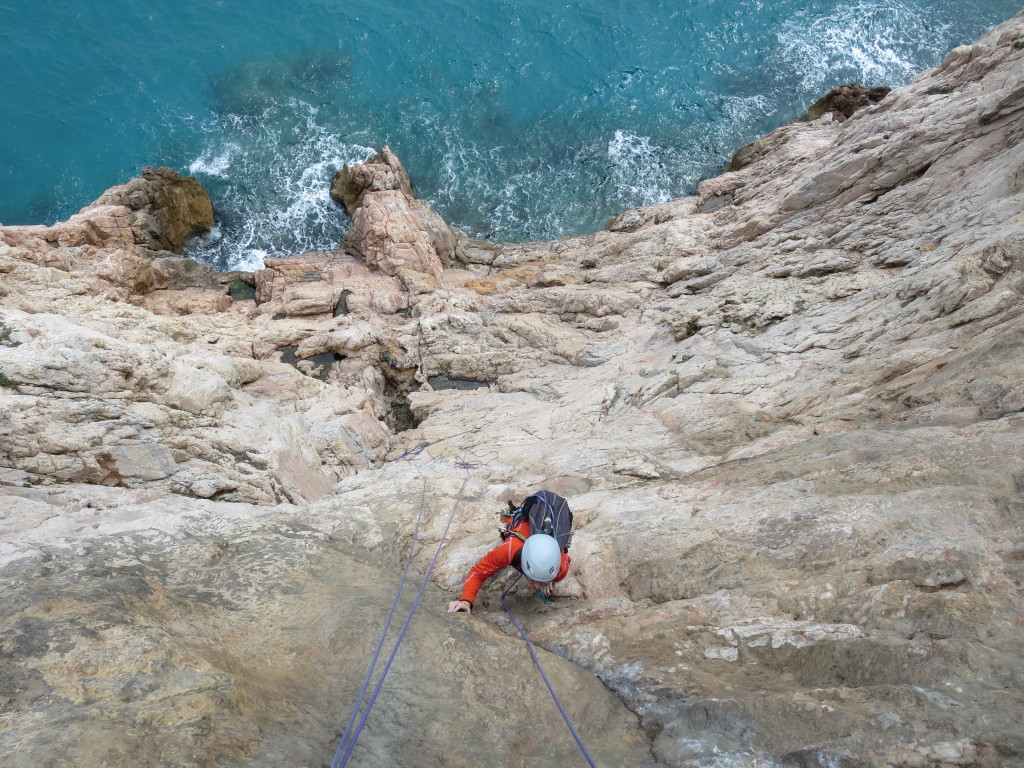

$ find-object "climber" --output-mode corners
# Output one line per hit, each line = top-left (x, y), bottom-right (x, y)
(447, 496), (572, 614)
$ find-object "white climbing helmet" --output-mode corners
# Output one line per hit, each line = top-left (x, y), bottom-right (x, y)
(521, 533), (561, 583)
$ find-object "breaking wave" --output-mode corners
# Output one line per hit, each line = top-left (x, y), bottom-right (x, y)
(605, 131), (674, 208)
(775, 0), (959, 91)
(185, 105), (375, 272)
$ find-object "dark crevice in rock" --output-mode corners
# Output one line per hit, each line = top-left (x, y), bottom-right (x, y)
(384, 381), (419, 432)
(375, 349), (421, 432)
(279, 345), (299, 367)
(427, 376), (490, 391)
(863, 163), (933, 205)
(228, 276), (257, 301)
(910, 162), (933, 181)
(798, 267), (845, 279)
(301, 353), (339, 381)
(277, 346), (342, 381)
(918, 578), (968, 592)
(333, 289), (352, 317)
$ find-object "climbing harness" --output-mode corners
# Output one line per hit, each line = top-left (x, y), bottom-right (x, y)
(329, 455), (474, 768)
(502, 574), (599, 768)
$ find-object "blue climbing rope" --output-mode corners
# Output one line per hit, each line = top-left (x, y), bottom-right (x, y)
(329, 477), (429, 768)
(501, 574), (599, 768)
(333, 474), (470, 768)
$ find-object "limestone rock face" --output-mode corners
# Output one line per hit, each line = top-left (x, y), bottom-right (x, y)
(3, 12), (1024, 768)
(0, 497), (655, 768)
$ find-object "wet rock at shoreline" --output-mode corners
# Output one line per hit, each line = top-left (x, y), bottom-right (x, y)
(1, 167), (212, 255)
(92, 166), (215, 253)
(803, 82), (892, 122)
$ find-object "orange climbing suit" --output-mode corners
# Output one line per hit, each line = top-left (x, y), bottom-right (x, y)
(458, 519), (571, 606)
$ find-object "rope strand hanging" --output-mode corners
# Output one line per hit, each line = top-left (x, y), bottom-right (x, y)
(330, 456), (472, 768)
(329, 476), (429, 768)
(329, 452), (596, 767)
(501, 574), (599, 768)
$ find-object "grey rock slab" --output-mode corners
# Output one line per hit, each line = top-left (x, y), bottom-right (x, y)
(0, 511), (657, 768)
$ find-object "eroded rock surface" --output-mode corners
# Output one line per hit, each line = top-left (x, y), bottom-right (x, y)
(2, 12), (1024, 768)
(2, 166), (212, 255)
(0, 491), (655, 768)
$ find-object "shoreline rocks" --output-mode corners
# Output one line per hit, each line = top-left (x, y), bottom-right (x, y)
(333, 145), (461, 294)
(2, 166), (212, 255)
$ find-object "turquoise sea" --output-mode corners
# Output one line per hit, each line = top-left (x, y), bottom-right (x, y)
(1, 0), (1019, 270)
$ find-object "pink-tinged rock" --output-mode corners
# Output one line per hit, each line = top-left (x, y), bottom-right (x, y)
(335, 146), (460, 294)
(137, 289), (232, 316)
(2, 167), (212, 257)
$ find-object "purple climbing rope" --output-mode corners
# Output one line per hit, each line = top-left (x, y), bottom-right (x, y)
(329, 477), (429, 768)
(334, 474), (470, 767)
(501, 574), (599, 768)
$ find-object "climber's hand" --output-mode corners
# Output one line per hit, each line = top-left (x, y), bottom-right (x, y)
(527, 579), (552, 596)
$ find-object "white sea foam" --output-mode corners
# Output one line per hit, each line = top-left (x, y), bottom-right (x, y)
(178, 0), (991, 267)
(421, 115), (683, 242)
(425, 118), (534, 240)
(187, 146), (236, 178)
(237, 248), (269, 272)
(606, 130), (673, 207)
(720, 94), (773, 126)
(775, 0), (955, 91)
(185, 101), (375, 270)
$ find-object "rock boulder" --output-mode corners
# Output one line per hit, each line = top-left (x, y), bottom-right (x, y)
(334, 146), (461, 294)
